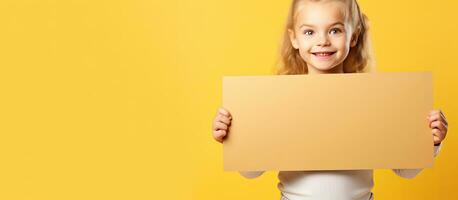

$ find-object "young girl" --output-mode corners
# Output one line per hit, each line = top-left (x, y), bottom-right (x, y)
(212, 0), (449, 199)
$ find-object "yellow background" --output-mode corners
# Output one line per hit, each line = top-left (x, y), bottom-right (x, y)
(0, 0), (456, 199)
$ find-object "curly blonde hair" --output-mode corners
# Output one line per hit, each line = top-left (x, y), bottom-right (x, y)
(276, 0), (375, 75)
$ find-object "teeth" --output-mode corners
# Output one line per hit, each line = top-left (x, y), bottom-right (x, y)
(315, 52), (332, 56)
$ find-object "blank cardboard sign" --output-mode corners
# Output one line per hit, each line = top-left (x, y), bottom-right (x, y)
(222, 72), (434, 171)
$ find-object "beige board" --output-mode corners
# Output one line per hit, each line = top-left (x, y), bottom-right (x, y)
(223, 72), (434, 171)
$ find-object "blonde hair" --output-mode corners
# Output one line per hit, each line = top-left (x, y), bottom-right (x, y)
(276, 0), (375, 75)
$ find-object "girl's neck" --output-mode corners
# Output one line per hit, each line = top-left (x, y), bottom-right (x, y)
(307, 63), (344, 74)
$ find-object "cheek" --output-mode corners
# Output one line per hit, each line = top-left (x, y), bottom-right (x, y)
(297, 39), (312, 53)
(332, 36), (350, 52)
(297, 43), (312, 60)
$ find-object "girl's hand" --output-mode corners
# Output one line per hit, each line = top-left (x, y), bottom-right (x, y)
(427, 109), (448, 145)
(212, 107), (232, 143)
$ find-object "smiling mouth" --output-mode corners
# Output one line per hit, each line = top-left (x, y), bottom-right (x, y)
(312, 52), (336, 56)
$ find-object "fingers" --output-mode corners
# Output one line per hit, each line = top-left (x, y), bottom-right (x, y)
(215, 114), (231, 125)
(213, 121), (228, 131)
(433, 135), (441, 145)
(432, 128), (444, 139)
(430, 120), (447, 134)
(428, 109), (448, 126)
(428, 109), (448, 131)
(432, 129), (445, 145)
(213, 130), (226, 143)
(212, 120), (229, 143)
(427, 113), (441, 124)
(212, 107), (233, 143)
(428, 109), (448, 145)
(218, 107), (232, 118)
(213, 108), (232, 131)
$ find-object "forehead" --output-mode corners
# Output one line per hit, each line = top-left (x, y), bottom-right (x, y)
(294, 0), (348, 28)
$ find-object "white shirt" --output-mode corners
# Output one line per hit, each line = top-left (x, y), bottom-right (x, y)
(239, 144), (442, 200)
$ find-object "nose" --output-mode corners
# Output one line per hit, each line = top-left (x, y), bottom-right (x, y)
(317, 33), (331, 47)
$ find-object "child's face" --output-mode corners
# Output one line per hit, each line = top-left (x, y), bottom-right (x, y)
(289, 0), (357, 73)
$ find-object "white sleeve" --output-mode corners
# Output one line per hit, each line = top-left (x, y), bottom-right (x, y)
(239, 171), (265, 179)
(391, 143), (442, 179)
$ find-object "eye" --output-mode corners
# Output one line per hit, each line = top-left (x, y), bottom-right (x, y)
(329, 28), (342, 34)
(303, 29), (314, 36)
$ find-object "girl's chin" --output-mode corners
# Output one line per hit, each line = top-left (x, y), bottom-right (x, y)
(310, 63), (339, 72)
